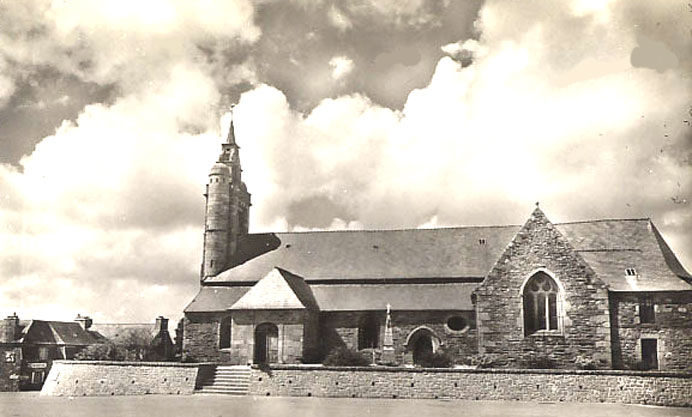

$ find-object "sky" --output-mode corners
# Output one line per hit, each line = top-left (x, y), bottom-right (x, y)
(1, 0), (690, 326)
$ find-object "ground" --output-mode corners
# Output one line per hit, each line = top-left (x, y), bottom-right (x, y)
(0, 393), (689, 417)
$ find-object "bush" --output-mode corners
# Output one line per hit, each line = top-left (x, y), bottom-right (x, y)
(464, 353), (502, 369)
(415, 351), (453, 368)
(575, 355), (606, 370)
(322, 347), (371, 367)
(75, 343), (134, 361)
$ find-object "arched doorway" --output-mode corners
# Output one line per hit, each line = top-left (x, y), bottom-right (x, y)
(412, 335), (433, 364)
(405, 326), (440, 365)
(254, 323), (279, 364)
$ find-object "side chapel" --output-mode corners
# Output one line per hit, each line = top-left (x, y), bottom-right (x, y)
(183, 120), (692, 370)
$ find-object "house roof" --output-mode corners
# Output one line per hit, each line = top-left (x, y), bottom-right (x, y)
(204, 218), (690, 292)
(89, 323), (161, 342)
(20, 320), (102, 346)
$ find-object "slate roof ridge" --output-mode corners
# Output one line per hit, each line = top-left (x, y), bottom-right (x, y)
(554, 217), (651, 225)
(261, 224), (523, 235)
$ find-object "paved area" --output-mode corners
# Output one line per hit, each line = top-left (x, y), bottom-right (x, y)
(0, 392), (690, 417)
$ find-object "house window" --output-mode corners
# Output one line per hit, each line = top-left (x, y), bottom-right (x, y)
(625, 268), (637, 276)
(358, 314), (379, 349)
(38, 347), (49, 361)
(523, 272), (560, 336)
(219, 317), (231, 349)
(639, 296), (655, 324)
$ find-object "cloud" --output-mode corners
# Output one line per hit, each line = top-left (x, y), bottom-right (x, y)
(631, 34), (679, 73)
(0, 64), (226, 322)
(2, 0), (691, 325)
(0, 0), (260, 100)
(233, 0), (692, 270)
(329, 56), (355, 80)
(328, 5), (353, 31)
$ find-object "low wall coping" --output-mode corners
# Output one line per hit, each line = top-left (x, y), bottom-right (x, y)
(250, 364), (692, 378)
(52, 360), (201, 368)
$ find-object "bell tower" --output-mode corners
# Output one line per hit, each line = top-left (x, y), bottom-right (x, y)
(201, 110), (251, 279)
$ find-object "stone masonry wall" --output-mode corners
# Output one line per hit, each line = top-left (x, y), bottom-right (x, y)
(248, 365), (692, 407)
(231, 310), (312, 365)
(474, 209), (612, 368)
(40, 361), (199, 396)
(610, 292), (692, 371)
(321, 311), (477, 365)
(183, 312), (231, 362)
(0, 345), (21, 392)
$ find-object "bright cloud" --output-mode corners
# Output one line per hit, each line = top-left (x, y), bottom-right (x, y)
(1, 0), (690, 325)
(329, 56), (355, 80)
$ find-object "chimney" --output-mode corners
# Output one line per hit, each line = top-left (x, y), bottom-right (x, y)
(74, 314), (92, 330)
(1, 313), (19, 343)
(156, 316), (169, 334)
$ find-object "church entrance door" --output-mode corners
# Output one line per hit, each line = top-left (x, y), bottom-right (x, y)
(254, 323), (279, 364)
(412, 335), (433, 364)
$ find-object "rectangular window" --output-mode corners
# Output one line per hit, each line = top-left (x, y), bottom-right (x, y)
(219, 318), (231, 349)
(641, 339), (658, 370)
(639, 296), (655, 324)
(31, 371), (45, 385)
(38, 347), (49, 361)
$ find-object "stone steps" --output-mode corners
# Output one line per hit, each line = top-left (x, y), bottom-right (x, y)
(195, 365), (251, 396)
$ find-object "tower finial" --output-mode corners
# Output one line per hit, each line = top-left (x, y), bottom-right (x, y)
(226, 104), (237, 145)
(535, 201), (540, 208)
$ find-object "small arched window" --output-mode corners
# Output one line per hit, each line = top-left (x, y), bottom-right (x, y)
(358, 313), (380, 349)
(219, 316), (231, 349)
(523, 272), (560, 336)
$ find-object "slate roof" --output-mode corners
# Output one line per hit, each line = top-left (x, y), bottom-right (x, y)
(208, 225), (521, 282)
(206, 218), (690, 290)
(185, 282), (476, 312)
(20, 320), (103, 346)
(187, 217), (691, 313)
(230, 268), (319, 310)
(557, 219), (692, 291)
(89, 323), (160, 342)
(309, 283), (476, 311)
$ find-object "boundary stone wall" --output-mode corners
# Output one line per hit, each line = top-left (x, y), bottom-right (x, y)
(248, 365), (692, 407)
(40, 361), (200, 396)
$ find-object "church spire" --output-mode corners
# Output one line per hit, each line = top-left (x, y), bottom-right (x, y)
(225, 107), (238, 147)
(219, 107), (240, 164)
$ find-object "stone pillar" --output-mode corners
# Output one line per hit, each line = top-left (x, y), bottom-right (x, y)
(381, 304), (395, 364)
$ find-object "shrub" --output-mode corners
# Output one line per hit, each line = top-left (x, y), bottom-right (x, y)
(465, 353), (502, 369)
(75, 343), (133, 361)
(322, 347), (371, 367)
(575, 355), (606, 370)
(415, 351), (453, 368)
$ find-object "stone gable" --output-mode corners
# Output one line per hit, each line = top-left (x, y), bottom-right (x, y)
(474, 207), (612, 368)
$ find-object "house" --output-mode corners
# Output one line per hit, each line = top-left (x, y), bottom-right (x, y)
(182, 121), (692, 371)
(0, 314), (104, 391)
(0, 314), (174, 391)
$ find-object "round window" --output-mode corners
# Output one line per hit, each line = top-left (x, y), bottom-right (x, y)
(446, 316), (467, 331)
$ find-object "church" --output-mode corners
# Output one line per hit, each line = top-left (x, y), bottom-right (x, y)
(182, 121), (692, 371)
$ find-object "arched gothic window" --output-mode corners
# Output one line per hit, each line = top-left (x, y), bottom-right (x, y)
(523, 272), (560, 336)
(358, 313), (380, 349)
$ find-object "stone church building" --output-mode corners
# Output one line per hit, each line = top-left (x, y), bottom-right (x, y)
(183, 122), (692, 371)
